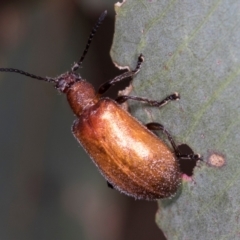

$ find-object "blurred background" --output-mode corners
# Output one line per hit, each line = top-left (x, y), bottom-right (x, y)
(0, 0), (166, 239)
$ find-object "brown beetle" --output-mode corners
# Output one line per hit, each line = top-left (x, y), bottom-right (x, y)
(0, 11), (201, 200)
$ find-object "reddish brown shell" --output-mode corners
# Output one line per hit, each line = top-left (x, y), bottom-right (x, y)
(72, 98), (181, 200)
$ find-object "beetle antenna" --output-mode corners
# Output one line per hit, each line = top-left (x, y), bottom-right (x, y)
(0, 68), (55, 83)
(71, 10), (107, 72)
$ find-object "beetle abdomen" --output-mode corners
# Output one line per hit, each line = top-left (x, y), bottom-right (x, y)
(72, 98), (181, 200)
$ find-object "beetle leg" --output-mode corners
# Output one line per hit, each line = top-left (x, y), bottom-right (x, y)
(146, 122), (179, 153)
(146, 122), (202, 161)
(115, 92), (179, 107)
(107, 181), (114, 189)
(98, 54), (144, 94)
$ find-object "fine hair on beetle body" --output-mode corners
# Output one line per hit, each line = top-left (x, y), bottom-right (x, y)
(0, 10), (202, 200)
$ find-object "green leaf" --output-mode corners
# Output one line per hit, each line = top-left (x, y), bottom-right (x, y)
(111, 0), (240, 239)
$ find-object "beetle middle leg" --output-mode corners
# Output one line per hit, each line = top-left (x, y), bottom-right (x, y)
(115, 92), (179, 108)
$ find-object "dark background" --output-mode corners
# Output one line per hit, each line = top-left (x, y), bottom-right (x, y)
(0, 0), (166, 239)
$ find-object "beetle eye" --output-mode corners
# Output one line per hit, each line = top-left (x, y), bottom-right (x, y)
(55, 78), (69, 93)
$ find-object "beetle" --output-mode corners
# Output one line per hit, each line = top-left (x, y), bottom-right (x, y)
(0, 11), (201, 200)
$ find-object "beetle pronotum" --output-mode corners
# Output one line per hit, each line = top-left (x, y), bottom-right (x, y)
(0, 11), (202, 200)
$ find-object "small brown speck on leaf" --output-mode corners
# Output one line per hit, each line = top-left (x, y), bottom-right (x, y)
(208, 153), (225, 167)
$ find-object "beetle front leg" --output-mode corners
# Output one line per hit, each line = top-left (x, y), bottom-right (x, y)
(98, 54), (144, 95)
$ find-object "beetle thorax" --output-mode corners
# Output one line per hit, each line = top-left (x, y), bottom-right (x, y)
(66, 80), (99, 116)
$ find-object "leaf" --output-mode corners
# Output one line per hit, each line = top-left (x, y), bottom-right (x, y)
(111, 0), (240, 239)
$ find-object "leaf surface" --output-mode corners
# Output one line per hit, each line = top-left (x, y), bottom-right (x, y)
(111, 0), (240, 239)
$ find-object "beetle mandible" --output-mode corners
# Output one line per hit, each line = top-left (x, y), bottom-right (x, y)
(0, 11), (202, 200)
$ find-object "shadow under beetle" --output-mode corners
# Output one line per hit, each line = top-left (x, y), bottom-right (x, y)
(0, 11), (202, 200)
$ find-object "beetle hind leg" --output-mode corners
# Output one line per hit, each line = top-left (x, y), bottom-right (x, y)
(146, 122), (202, 161)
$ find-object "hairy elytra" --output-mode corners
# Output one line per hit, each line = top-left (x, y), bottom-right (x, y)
(0, 11), (202, 200)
